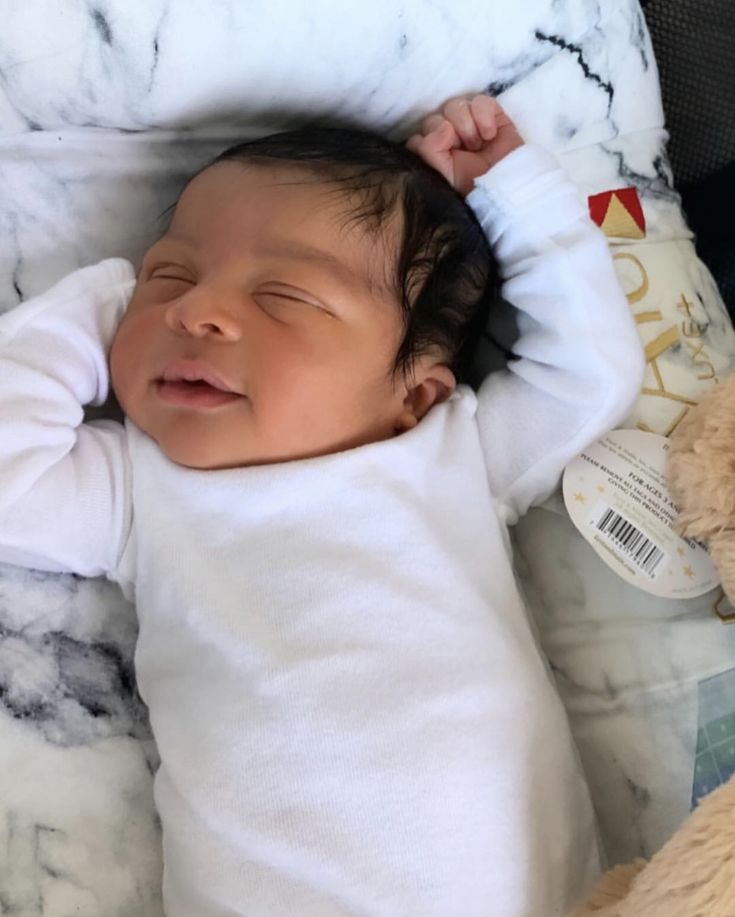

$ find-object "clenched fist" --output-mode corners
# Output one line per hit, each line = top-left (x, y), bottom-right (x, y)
(406, 94), (524, 197)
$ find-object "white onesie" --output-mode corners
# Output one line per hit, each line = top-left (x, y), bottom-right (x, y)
(0, 145), (644, 916)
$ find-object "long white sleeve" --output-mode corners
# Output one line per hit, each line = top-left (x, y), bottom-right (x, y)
(0, 258), (135, 576)
(467, 145), (644, 524)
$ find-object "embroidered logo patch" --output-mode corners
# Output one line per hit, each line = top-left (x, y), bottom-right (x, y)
(588, 187), (646, 239)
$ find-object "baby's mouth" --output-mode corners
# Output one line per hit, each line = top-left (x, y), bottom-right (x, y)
(155, 378), (244, 409)
(161, 358), (240, 389)
(173, 379), (217, 389)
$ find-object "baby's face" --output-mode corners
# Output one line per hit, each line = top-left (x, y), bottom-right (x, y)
(110, 161), (446, 469)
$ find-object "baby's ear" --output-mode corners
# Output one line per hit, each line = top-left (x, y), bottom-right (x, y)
(397, 363), (456, 431)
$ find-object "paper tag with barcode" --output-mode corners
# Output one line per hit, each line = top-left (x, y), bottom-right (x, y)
(563, 429), (719, 598)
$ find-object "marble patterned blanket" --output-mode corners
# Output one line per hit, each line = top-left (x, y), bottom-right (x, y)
(0, 1), (722, 912)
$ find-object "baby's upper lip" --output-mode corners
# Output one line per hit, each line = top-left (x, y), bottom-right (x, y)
(159, 359), (241, 394)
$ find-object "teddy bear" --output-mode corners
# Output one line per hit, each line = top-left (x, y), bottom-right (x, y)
(568, 769), (735, 916)
(566, 376), (735, 916)
(664, 373), (735, 605)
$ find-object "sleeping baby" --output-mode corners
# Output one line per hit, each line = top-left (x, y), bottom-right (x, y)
(0, 95), (644, 916)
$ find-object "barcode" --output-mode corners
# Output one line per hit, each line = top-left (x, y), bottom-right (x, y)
(594, 506), (665, 578)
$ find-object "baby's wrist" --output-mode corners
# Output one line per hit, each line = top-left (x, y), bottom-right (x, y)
(484, 132), (525, 172)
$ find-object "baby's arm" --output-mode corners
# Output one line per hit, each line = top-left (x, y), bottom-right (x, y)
(408, 96), (644, 524)
(0, 259), (135, 576)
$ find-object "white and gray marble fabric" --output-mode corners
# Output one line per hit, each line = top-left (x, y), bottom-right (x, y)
(512, 499), (735, 866)
(0, 1), (727, 912)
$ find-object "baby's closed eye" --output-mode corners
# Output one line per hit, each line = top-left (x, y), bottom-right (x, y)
(147, 265), (195, 284)
(143, 269), (334, 318)
(255, 285), (334, 315)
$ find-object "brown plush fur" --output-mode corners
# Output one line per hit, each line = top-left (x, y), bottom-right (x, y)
(569, 380), (735, 915)
(668, 374), (735, 603)
(569, 774), (735, 916)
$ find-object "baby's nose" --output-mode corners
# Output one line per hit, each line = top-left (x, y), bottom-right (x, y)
(164, 290), (242, 340)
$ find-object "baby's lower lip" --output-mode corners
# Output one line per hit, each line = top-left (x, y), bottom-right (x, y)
(155, 380), (243, 409)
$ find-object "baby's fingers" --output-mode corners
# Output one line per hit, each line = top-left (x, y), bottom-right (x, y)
(405, 127), (455, 185)
(420, 112), (446, 135)
(469, 94), (501, 141)
(442, 97), (483, 151)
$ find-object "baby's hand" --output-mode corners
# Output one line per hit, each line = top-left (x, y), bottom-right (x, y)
(406, 94), (524, 197)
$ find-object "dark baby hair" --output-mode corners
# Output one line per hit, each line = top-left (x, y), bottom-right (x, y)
(202, 126), (501, 385)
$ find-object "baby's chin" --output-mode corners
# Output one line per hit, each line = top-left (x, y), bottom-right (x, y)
(138, 406), (399, 470)
(154, 429), (252, 471)
(148, 422), (298, 470)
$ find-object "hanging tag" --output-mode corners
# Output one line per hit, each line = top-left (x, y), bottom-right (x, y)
(563, 429), (719, 598)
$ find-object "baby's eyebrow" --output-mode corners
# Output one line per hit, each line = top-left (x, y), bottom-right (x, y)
(157, 234), (384, 300)
(262, 240), (393, 303)
(260, 240), (369, 290)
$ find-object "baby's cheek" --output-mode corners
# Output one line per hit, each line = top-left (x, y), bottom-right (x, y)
(109, 317), (143, 403)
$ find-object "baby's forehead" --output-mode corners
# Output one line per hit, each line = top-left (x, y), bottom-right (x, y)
(167, 160), (400, 296)
(187, 159), (400, 234)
